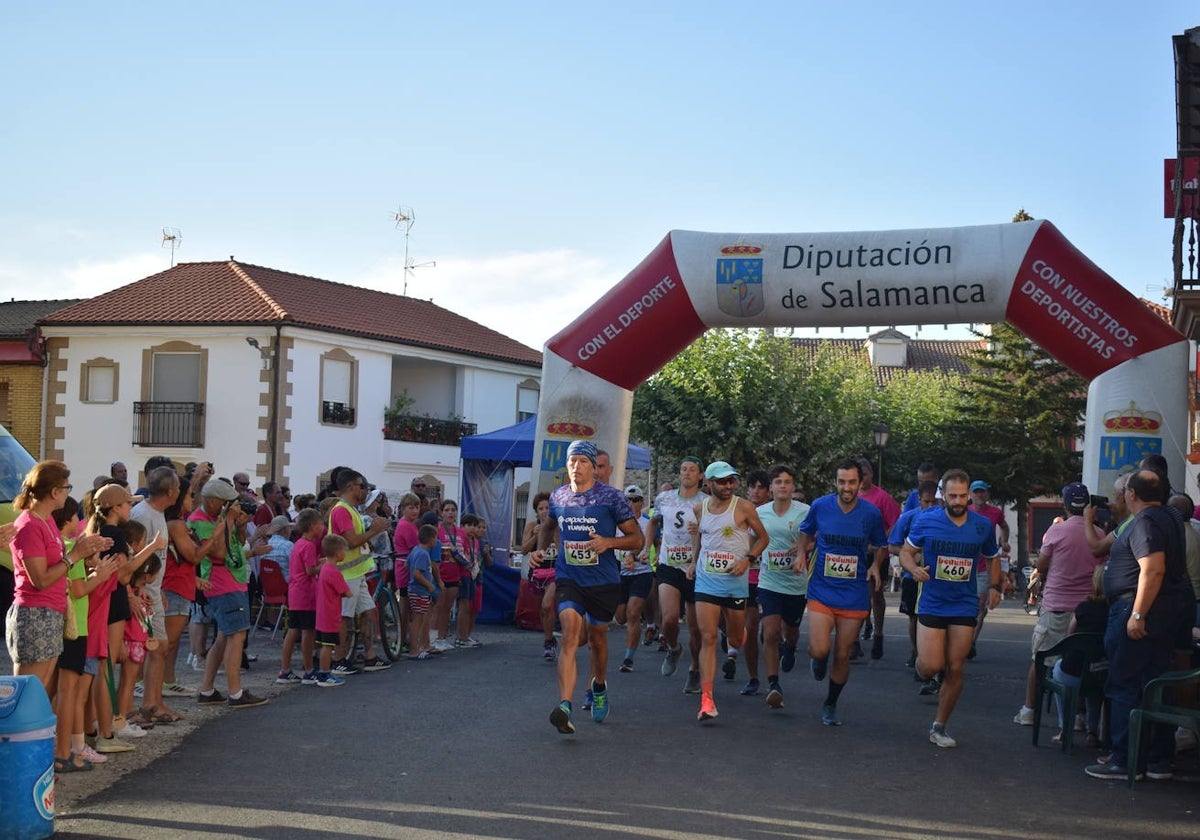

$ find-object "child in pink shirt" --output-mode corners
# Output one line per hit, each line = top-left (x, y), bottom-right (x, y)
(314, 534), (351, 687)
(278, 509), (324, 685)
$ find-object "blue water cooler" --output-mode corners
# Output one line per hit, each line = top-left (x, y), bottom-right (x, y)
(0, 675), (56, 839)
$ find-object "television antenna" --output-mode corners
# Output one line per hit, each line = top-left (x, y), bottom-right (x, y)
(392, 205), (436, 295)
(161, 227), (183, 267)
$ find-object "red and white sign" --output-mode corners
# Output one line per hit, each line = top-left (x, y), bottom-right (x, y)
(1164, 157), (1200, 219)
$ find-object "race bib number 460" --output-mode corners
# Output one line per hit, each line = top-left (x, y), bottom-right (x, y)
(935, 555), (973, 582)
(663, 544), (692, 567)
(563, 540), (598, 566)
(704, 551), (736, 574)
(767, 550), (794, 570)
(824, 553), (858, 579)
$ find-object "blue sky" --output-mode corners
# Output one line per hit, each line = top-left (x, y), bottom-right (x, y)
(1, 3), (1195, 349)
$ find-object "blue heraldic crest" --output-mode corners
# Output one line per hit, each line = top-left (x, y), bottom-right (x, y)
(716, 258), (764, 318)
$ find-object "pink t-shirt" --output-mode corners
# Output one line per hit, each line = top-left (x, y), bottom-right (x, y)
(11, 510), (67, 612)
(288, 537), (320, 611)
(972, 503), (1006, 570)
(438, 523), (467, 584)
(392, 518), (418, 588)
(1039, 516), (1106, 613)
(86, 572), (118, 659)
(316, 561), (350, 633)
(859, 486), (901, 531)
(124, 588), (149, 643)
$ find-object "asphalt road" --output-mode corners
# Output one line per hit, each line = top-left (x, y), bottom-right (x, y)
(56, 598), (1199, 839)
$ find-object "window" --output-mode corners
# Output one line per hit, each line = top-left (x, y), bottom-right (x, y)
(320, 348), (357, 427)
(135, 341), (207, 447)
(80, 358), (119, 404)
(516, 379), (539, 422)
(0, 382), (9, 425)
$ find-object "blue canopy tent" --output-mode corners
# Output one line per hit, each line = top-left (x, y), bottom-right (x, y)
(461, 415), (650, 624)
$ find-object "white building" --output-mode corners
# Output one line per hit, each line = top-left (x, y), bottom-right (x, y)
(39, 259), (542, 503)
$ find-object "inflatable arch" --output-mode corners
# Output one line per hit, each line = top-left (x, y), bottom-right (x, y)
(530, 220), (1188, 502)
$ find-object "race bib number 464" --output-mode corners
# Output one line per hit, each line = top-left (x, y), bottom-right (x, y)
(935, 555), (972, 582)
(824, 553), (858, 579)
(563, 540), (598, 566)
(704, 551), (736, 574)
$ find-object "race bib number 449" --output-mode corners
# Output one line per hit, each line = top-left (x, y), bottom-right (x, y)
(824, 553), (858, 579)
(563, 540), (598, 566)
(704, 551), (736, 574)
(935, 555), (972, 582)
(767, 550), (794, 569)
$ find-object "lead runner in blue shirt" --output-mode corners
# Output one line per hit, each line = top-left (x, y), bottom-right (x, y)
(795, 458), (888, 727)
(530, 440), (643, 737)
(900, 468), (1001, 749)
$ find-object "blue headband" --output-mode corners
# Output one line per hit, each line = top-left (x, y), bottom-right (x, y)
(566, 440), (598, 467)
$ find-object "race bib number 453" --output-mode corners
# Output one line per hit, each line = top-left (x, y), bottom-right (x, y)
(563, 540), (598, 566)
(824, 553), (858, 579)
(704, 551), (736, 574)
(935, 555), (972, 582)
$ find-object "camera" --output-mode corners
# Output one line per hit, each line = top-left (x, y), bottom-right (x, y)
(239, 499), (258, 516)
(1089, 494), (1109, 509)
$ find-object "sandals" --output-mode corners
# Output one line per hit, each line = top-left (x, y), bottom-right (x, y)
(55, 756), (93, 773)
(140, 705), (183, 725)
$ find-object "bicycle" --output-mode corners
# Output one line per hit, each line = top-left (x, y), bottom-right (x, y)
(359, 553), (404, 662)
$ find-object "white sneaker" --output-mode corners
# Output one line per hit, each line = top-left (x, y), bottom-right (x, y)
(132, 682), (144, 699)
(1013, 706), (1035, 726)
(929, 724), (957, 748)
(163, 682), (195, 697)
(116, 722), (148, 739)
(433, 638), (453, 652)
(74, 744), (108, 764)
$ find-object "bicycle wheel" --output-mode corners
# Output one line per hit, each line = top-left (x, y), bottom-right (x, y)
(377, 587), (403, 661)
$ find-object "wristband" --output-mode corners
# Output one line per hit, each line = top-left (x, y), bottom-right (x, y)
(990, 583), (1002, 592)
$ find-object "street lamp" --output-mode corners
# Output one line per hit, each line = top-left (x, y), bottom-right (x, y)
(873, 422), (890, 489)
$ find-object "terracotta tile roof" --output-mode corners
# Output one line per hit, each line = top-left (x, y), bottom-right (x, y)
(41, 261), (541, 367)
(790, 335), (986, 387)
(1139, 297), (1172, 325)
(0, 300), (83, 337)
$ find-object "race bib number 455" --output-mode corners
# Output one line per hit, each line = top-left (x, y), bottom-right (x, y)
(663, 544), (692, 567)
(935, 555), (972, 582)
(824, 553), (858, 579)
(704, 551), (736, 574)
(563, 540), (598, 566)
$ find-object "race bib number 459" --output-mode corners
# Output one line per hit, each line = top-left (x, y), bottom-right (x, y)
(563, 540), (598, 566)
(824, 553), (858, 579)
(935, 555), (972, 582)
(704, 551), (736, 574)
(663, 544), (692, 567)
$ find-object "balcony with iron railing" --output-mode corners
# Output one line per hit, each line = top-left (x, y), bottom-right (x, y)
(322, 401), (356, 427)
(132, 402), (205, 447)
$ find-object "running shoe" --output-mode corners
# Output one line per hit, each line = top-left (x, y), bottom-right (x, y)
(1146, 762), (1174, 780)
(683, 670), (701, 694)
(115, 722), (148, 739)
(740, 678), (760, 696)
(821, 704), (842, 726)
(276, 669), (302, 684)
(848, 641), (863, 661)
(94, 736), (134, 754)
(697, 695), (718, 722)
(197, 689), (227, 705)
(163, 682), (195, 697)
(811, 655), (828, 682)
(619, 657), (634, 673)
(227, 690), (269, 709)
(455, 637), (482, 648)
(722, 655), (737, 681)
(74, 744), (108, 764)
(361, 658), (392, 672)
(591, 682), (609, 723)
(905, 649), (917, 669)
(661, 645), (682, 677)
(1013, 707), (1035, 726)
(862, 618), (873, 640)
(870, 636), (884, 660)
(766, 685), (784, 709)
(300, 670), (320, 685)
(929, 723), (956, 748)
(550, 701), (575, 734)
(780, 641), (796, 673)
(1086, 763), (1141, 780)
(332, 660), (361, 676)
(643, 624), (658, 646)
(581, 689), (594, 711)
(133, 682), (144, 699)
(315, 673), (345, 688)
(919, 676), (942, 696)
(543, 639), (558, 662)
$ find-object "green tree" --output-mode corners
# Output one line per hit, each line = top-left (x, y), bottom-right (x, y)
(937, 320), (1086, 565)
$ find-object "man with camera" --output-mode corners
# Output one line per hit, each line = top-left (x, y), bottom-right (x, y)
(1012, 482), (1106, 727)
(191, 479), (268, 709)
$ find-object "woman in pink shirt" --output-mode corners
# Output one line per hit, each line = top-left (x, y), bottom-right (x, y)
(5, 460), (109, 693)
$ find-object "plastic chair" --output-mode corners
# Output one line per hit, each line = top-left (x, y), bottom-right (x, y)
(1032, 632), (1107, 753)
(252, 559), (289, 640)
(1127, 667), (1200, 787)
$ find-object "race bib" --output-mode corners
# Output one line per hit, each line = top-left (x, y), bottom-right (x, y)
(824, 553), (858, 579)
(767, 550), (794, 570)
(935, 555), (973, 582)
(704, 551), (736, 574)
(563, 540), (598, 566)
(663, 544), (692, 567)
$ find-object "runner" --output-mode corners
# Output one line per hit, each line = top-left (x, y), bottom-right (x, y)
(755, 465), (810, 710)
(727, 470), (771, 694)
(796, 458), (887, 726)
(617, 485), (653, 672)
(647, 457), (707, 693)
(689, 461), (768, 721)
(856, 457), (900, 660)
(531, 441), (642, 735)
(900, 469), (1001, 748)
(967, 479), (1010, 660)
(888, 480), (940, 671)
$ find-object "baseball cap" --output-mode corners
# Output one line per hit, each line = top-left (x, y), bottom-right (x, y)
(624, 484), (645, 498)
(1062, 482), (1089, 512)
(201, 479), (240, 502)
(969, 480), (990, 492)
(94, 484), (140, 508)
(267, 515), (293, 533)
(704, 461), (739, 480)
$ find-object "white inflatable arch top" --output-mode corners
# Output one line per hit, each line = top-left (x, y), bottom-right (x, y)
(531, 220), (1187, 500)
